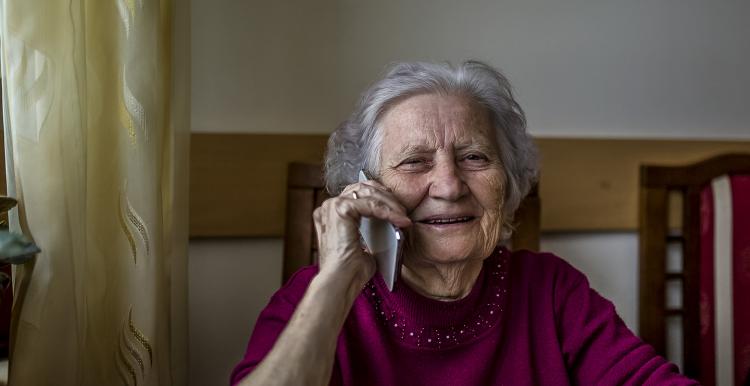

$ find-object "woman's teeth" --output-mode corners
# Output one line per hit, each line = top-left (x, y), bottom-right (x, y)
(424, 217), (473, 224)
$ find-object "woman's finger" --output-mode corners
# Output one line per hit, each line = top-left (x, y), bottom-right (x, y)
(340, 183), (407, 217)
(341, 180), (391, 196)
(332, 195), (412, 228)
(357, 179), (392, 192)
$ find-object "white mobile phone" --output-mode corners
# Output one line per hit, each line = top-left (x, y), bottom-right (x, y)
(358, 170), (403, 291)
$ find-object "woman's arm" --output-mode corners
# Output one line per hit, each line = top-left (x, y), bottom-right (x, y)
(236, 265), (365, 386)
(234, 180), (411, 386)
(553, 258), (698, 385)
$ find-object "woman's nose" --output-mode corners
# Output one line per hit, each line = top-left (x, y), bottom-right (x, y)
(428, 160), (467, 201)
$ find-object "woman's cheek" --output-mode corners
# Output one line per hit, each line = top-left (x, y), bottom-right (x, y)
(476, 170), (505, 253)
(385, 175), (424, 211)
(479, 208), (503, 254)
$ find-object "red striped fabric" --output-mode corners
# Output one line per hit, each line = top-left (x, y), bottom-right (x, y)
(730, 175), (750, 385)
(699, 174), (750, 386)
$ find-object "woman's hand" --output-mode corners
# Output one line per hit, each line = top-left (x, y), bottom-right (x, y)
(312, 179), (412, 285)
(239, 180), (411, 386)
(238, 181), (409, 386)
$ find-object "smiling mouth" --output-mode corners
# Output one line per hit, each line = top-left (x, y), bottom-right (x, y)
(419, 216), (475, 225)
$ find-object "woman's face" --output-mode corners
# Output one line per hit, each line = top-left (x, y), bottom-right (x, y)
(378, 93), (506, 265)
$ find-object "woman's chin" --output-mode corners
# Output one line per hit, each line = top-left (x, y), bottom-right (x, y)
(405, 240), (487, 266)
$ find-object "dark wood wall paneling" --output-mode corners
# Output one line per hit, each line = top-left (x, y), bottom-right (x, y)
(189, 134), (750, 238)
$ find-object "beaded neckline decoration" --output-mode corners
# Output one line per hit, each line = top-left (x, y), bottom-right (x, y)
(364, 247), (511, 349)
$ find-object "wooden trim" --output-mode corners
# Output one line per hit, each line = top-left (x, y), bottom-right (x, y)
(282, 188), (315, 281)
(189, 134), (328, 237)
(638, 186), (668, 355)
(189, 134), (750, 237)
(510, 191), (540, 251)
(288, 162), (326, 189)
(642, 153), (750, 188)
(538, 140), (750, 231)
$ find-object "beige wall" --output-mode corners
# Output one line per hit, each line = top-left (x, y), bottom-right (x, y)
(192, 0), (750, 139)
(189, 239), (282, 386)
(189, 1), (750, 385)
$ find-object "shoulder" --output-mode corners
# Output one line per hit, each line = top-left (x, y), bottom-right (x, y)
(505, 248), (594, 317)
(508, 249), (587, 288)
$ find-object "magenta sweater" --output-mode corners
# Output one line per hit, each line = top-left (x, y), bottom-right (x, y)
(231, 248), (698, 385)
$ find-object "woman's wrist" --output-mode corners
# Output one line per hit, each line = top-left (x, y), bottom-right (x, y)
(313, 261), (370, 304)
(242, 263), (364, 386)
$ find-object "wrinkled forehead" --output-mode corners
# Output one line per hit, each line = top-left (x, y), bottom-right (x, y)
(378, 93), (496, 154)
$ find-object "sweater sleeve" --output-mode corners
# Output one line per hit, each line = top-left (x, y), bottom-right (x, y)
(229, 267), (334, 386)
(553, 259), (699, 385)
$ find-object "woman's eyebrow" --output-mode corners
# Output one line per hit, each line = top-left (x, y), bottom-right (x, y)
(454, 143), (494, 153)
(396, 144), (434, 155)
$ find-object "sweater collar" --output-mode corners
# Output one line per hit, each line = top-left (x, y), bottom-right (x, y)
(365, 246), (511, 349)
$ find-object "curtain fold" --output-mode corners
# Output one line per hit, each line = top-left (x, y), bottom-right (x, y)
(0, 0), (189, 384)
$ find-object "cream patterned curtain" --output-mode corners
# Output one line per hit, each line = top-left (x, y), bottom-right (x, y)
(0, 0), (189, 385)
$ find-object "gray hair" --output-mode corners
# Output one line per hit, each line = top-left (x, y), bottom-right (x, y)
(324, 60), (538, 239)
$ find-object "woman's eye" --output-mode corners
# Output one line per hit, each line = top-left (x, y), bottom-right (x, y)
(400, 158), (422, 166)
(398, 158), (429, 170)
(464, 153), (488, 161)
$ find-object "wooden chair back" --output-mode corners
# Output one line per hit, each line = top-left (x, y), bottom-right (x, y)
(639, 153), (750, 382)
(283, 162), (540, 282)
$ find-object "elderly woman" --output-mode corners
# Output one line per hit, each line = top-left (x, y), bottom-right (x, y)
(231, 61), (696, 385)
